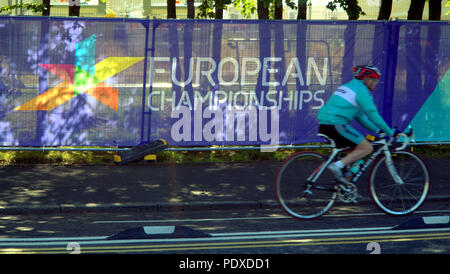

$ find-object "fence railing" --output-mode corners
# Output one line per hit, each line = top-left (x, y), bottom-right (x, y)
(0, 16), (448, 151)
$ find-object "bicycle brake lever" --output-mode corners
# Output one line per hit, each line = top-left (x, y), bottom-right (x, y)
(394, 133), (409, 151)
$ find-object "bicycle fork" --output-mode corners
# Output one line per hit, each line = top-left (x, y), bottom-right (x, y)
(383, 150), (405, 185)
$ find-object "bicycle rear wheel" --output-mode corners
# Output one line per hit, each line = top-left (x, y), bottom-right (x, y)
(274, 152), (337, 220)
(369, 150), (430, 215)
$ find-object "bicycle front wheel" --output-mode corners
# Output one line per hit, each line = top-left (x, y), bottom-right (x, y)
(369, 150), (430, 216)
(274, 152), (337, 220)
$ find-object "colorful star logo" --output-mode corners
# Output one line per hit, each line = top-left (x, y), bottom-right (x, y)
(14, 35), (144, 111)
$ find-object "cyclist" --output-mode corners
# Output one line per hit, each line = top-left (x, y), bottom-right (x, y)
(317, 65), (396, 184)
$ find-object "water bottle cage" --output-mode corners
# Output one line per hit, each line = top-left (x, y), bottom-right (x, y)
(350, 160), (364, 174)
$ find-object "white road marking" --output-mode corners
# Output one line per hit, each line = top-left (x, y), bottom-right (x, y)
(423, 216), (450, 224)
(209, 226), (393, 237)
(92, 215), (288, 224)
(91, 209), (450, 224)
(1, 227), (450, 247)
(0, 236), (106, 242)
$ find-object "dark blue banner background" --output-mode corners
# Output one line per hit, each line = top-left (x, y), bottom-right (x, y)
(0, 17), (448, 147)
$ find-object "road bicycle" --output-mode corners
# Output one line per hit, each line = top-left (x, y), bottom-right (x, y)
(274, 128), (430, 220)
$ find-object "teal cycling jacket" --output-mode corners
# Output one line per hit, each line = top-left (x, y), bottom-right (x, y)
(318, 79), (394, 136)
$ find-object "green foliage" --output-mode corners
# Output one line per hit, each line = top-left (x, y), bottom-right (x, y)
(197, 0), (298, 19)
(326, 0), (365, 19)
(0, 150), (116, 165)
(196, 0), (366, 20)
(197, 0), (216, 18)
(197, 0), (233, 19)
(0, 2), (48, 14)
(231, 0), (257, 19)
(0, 145), (448, 165)
(284, 0), (297, 10)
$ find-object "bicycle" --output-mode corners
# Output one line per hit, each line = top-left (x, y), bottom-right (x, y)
(274, 128), (430, 220)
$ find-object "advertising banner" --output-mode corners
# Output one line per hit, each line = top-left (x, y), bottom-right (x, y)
(0, 17), (448, 147)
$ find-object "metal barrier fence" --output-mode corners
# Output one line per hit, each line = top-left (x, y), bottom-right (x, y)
(0, 17), (448, 151)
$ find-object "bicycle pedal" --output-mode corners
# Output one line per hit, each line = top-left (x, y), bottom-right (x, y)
(337, 182), (351, 192)
(337, 182), (359, 204)
(350, 194), (363, 204)
(303, 189), (313, 196)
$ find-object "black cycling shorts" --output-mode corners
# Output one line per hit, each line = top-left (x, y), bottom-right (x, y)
(318, 124), (363, 148)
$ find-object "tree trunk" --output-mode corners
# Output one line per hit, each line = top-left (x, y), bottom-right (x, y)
(274, 24), (286, 109)
(69, 0), (80, 17)
(42, 0), (50, 16)
(167, 0), (176, 18)
(257, 0), (270, 102)
(69, 6), (80, 17)
(183, 22), (194, 96)
(187, 0), (195, 19)
(213, 0), (224, 93)
(405, 0), (425, 122)
(424, 0), (441, 99)
(377, 0), (392, 20)
(168, 23), (181, 106)
(215, 0), (223, 19)
(256, 22), (271, 110)
(211, 23), (223, 90)
(341, 24), (356, 82)
(296, 0), (307, 93)
(274, 0), (283, 19)
(36, 18), (50, 145)
(347, 0), (360, 20)
(407, 0), (425, 20)
(297, 0), (307, 20)
(257, 0), (269, 19)
(428, 0), (442, 20)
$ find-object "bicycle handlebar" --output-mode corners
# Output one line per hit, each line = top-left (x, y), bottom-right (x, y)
(374, 127), (414, 151)
(394, 133), (409, 151)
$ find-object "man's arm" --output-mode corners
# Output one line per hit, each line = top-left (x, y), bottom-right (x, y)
(355, 112), (379, 133)
(356, 90), (394, 136)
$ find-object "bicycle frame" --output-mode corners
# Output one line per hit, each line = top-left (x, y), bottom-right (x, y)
(349, 140), (388, 183)
(275, 128), (427, 220)
(308, 133), (409, 185)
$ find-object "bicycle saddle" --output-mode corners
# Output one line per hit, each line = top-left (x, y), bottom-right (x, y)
(317, 133), (352, 152)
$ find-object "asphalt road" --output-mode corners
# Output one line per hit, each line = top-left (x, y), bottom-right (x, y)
(0, 157), (449, 257)
(1, 199), (449, 254)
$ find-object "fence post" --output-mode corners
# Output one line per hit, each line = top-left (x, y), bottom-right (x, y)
(35, 17), (51, 146)
(140, 18), (150, 145)
(380, 20), (400, 128)
(140, 18), (159, 145)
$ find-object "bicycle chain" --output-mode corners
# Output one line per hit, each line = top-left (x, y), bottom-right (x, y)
(337, 182), (359, 203)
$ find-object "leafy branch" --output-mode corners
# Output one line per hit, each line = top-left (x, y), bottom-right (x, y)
(326, 0), (365, 20)
(198, 0), (298, 19)
(0, 2), (48, 14)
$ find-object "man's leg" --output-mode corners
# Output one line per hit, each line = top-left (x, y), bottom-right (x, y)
(340, 139), (373, 167)
(328, 139), (373, 184)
